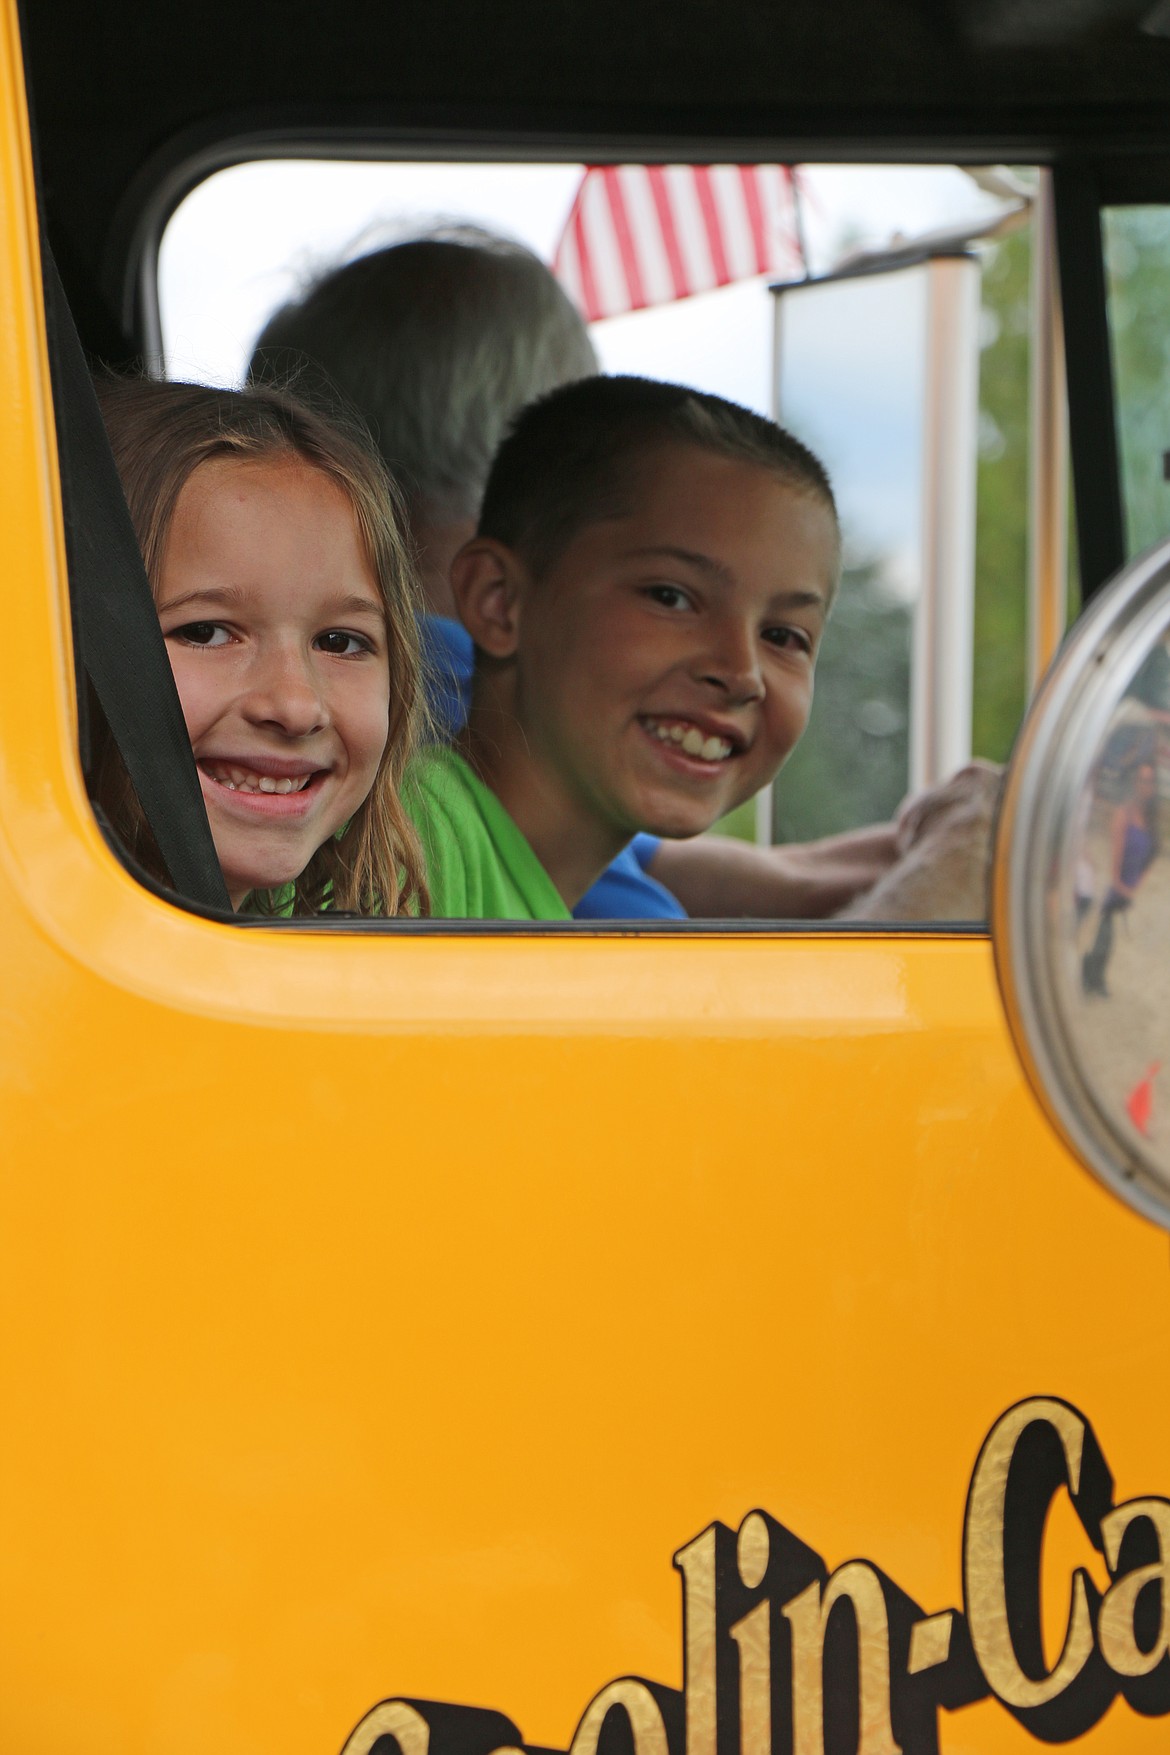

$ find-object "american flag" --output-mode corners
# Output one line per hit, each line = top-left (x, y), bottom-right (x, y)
(554, 165), (804, 323)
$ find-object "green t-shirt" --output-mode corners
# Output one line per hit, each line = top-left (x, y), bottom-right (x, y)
(405, 746), (571, 921)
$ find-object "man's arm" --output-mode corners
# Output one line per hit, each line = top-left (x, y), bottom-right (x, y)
(646, 762), (1004, 922)
(838, 761), (1002, 922)
(646, 822), (899, 919)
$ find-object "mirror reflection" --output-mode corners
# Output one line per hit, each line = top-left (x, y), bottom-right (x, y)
(1059, 637), (1170, 1173)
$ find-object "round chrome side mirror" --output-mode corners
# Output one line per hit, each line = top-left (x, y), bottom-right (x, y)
(995, 536), (1170, 1230)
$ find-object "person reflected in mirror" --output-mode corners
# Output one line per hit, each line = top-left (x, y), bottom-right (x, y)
(249, 224), (996, 921)
(1081, 758), (1159, 997)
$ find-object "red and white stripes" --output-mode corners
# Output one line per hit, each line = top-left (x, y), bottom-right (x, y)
(554, 165), (802, 322)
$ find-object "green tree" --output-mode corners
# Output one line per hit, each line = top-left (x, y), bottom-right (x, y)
(971, 226), (1030, 763)
(1105, 206), (1170, 557)
(772, 561), (911, 842)
(969, 205), (1170, 767)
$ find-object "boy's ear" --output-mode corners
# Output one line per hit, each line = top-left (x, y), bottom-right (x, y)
(449, 538), (528, 659)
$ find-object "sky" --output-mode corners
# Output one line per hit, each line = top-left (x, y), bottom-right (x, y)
(158, 160), (1007, 595)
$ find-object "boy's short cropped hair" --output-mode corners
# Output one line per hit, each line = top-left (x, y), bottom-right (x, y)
(477, 374), (838, 574)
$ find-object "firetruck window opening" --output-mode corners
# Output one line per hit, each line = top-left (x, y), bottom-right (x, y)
(158, 157), (1036, 811)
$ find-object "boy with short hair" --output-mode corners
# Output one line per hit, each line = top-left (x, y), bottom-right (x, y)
(406, 375), (840, 919)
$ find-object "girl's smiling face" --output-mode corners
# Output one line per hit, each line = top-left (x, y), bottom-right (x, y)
(156, 454), (391, 907)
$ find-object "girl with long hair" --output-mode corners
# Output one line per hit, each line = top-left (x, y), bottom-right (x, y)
(97, 377), (428, 915)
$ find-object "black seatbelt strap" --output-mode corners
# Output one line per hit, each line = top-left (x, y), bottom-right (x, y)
(41, 246), (231, 910)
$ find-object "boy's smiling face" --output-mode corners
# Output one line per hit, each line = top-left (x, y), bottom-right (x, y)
(505, 444), (837, 846)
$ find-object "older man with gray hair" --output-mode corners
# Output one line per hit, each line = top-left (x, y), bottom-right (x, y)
(253, 225), (595, 611)
(251, 225), (995, 921)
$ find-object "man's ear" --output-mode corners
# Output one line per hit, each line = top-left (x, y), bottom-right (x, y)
(449, 538), (528, 659)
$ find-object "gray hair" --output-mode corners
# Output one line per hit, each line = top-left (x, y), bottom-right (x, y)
(248, 223), (598, 527)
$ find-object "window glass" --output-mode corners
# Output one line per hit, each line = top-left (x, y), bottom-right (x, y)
(766, 268), (925, 840)
(153, 159), (1037, 918)
(1103, 205), (1170, 560)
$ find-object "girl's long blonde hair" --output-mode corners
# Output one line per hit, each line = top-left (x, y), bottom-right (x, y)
(97, 376), (429, 916)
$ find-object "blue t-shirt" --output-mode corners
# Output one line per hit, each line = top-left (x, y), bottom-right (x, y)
(420, 616), (686, 921)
